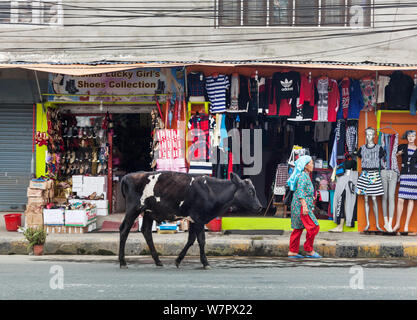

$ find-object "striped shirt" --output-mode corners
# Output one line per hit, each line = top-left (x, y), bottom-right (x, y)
(206, 75), (230, 113)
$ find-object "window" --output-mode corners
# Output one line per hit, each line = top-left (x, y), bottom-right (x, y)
(322, 0), (346, 26)
(243, 0), (267, 26)
(269, 0), (293, 26)
(295, 0), (318, 26)
(219, 0), (241, 26)
(217, 0), (372, 27)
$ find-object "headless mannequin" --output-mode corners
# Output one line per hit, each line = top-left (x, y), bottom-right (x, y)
(393, 132), (417, 234)
(362, 129), (384, 232)
(329, 159), (358, 233)
(329, 168), (353, 233)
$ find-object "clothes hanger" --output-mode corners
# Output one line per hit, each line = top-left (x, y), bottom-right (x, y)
(378, 122), (398, 134)
(414, 74), (417, 85)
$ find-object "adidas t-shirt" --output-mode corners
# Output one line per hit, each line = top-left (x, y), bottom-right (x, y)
(273, 71), (301, 100)
(205, 74), (230, 113)
(272, 71), (301, 114)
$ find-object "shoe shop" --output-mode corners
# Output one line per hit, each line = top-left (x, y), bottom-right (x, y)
(9, 62), (417, 235)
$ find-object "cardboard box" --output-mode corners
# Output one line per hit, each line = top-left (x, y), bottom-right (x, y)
(25, 212), (44, 226)
(65, 208), (97, 227)
(29, 180), (48, 190)
(25, 204), (43, 214)
(43, 208), (65, 225)
(27, 197), (46, 206)
(47, 179), (54, 190)
(27, 188), (45, 197)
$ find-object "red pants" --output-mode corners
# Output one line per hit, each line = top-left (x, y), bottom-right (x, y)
(289, 213), (320, 253)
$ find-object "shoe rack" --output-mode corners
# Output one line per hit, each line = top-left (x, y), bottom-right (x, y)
(59, 114), (109, 179)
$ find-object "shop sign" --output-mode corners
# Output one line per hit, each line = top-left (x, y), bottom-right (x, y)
(48, 67), (185, 103)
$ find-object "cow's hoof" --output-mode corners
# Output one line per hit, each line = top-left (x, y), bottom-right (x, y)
(203, 265), (212, 270)
(175, 259), (181, 268)
(156, 261), (163, 267)
(120, 264), (128, 269)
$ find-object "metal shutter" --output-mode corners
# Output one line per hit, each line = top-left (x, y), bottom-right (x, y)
(0, 104), (33, 211)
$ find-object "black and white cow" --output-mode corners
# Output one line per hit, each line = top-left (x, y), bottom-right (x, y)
(119, 171), (263, 269)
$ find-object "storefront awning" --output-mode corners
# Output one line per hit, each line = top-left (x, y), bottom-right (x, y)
(0, 60), (417, 76)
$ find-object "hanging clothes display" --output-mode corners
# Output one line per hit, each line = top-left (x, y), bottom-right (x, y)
(187, 112), (215, 161)
(384, 71), (414, 110)
(227, 73), (240, 112)
(288, 74), (315, 121)
(273, 163), (289, 195)
(205, 74), (230, 113)
(337, 78), (350, 120)
(238, 75), (250, 112)
(187, 72), (207, 101)
(360, 78), (376, 112)
(272, 71), (301, 116)
(346, 79), (364, 120)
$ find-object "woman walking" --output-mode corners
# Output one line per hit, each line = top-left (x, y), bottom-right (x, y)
(287, 155), (322, 258)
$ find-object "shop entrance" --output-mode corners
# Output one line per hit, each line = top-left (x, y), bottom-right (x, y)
(112, 113), (152, 213)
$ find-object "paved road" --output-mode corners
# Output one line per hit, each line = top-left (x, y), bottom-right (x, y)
(1, 255), (417, 300)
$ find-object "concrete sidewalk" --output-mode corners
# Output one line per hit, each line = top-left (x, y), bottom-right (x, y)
(1, 230), (417, 259)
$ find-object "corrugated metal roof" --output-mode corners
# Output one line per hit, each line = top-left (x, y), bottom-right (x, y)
(5, 59), (417, 67)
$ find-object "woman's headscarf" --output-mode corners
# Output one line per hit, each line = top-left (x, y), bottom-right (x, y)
(287, 155), (312, 191)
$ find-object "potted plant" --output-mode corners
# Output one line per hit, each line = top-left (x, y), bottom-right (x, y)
(23, 227), (47, 255)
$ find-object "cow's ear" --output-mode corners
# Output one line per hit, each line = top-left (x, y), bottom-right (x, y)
(230, 173), (243, 186)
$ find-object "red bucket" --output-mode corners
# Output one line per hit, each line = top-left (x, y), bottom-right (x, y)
(4, 213), (22, 232)
(207, 217), (222, 232)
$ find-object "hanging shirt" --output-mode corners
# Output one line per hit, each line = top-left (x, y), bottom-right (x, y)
(227, 74), (240, 112)
(187, 113), (215, 160)
(313, 77), (329, 122)
(206, 74), (230, 113)
(248, 77), (259, 117)
(347, 80), (364, 119)
(272, 71), (301, 114)
(360, 79), (376, 111)
(238, 75), (250, 112)
(337, 78), (350, 120)
(377, 75), (390, 104)
(187, 72), (206, 98)
(328, 79), (340, 122)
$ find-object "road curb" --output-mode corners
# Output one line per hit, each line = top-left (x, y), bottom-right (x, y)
(2, 237), (417, 259)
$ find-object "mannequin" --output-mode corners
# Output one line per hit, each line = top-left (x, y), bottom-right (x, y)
(378, 130), (399, 233)
(329, 159), (358, 233)
(393, 130), (417, 234)
(355, 127), (385, 232)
